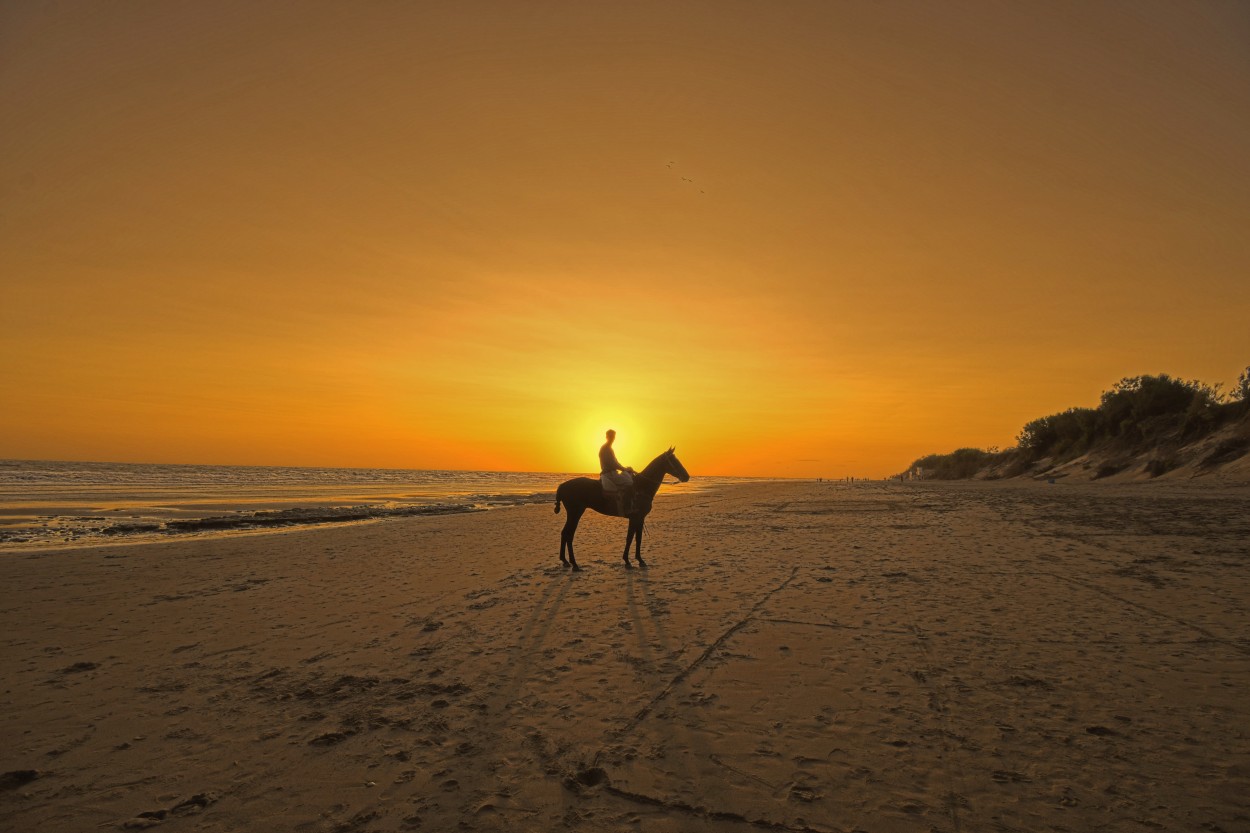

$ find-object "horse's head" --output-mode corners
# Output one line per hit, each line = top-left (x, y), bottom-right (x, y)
(664, 447), (690, 482)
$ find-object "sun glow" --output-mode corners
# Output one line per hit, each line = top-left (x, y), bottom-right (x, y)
(567, 413), (656, 476)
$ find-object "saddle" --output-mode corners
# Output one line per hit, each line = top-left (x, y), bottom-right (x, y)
(600, 482), (652, 518)
(601, 482), (634, 517)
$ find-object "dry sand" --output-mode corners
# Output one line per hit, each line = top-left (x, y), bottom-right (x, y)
(2, 480), (1248, 832)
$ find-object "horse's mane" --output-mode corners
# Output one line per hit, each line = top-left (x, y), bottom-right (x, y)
(636, 448), (676, 485)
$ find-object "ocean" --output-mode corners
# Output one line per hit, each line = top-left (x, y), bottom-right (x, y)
(0, 459), (742, 550)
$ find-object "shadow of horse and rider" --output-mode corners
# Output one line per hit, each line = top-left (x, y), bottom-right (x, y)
(554, 441), (689, 571)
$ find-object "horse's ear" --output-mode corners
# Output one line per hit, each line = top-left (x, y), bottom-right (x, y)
(668, 446), (675, 454)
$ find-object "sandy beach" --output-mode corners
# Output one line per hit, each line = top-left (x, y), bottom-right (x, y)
(2, 480), (1248, 832)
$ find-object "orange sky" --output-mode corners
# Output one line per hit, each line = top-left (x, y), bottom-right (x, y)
(2, 2), (1248, 477)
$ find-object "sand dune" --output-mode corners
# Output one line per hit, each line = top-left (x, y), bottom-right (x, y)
(2, 480), (1248, 832)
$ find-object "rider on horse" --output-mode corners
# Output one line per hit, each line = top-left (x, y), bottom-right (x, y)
(599, 429), (635, 516)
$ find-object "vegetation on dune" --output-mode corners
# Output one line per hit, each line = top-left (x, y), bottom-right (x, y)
(908, 366), (1250, 480)
(909, 447), (1005, 480)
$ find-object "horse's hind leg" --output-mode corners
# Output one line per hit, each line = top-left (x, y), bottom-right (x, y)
(561, 509), (584, 571)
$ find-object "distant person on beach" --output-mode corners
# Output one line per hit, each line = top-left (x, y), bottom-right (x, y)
(600, 429), (635, 513)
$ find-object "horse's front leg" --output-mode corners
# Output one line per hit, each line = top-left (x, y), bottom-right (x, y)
(635, 520), (645, 568)
(622, 521), (636, 568)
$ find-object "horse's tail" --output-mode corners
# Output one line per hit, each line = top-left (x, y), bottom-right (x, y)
(554, 484), (563, 514)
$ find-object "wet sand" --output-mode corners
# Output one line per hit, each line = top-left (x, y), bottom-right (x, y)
(2, 480), (1248, 832)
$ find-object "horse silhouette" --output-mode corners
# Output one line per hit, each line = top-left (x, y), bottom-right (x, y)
(554, 448), (689, 570)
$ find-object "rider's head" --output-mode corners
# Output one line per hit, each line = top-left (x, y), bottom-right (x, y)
(606, 429), (616, 443)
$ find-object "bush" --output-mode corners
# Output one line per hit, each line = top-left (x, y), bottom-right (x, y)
(1017, 407), (1098, 455)
(1098, 374), (1220, 445)
(1235, 366), (1250, 402)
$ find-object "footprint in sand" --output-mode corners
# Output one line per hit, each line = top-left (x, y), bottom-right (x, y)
(1085, 725), (1119, 736)
(0, 770), (40, 790)
(991, 769), (1032, 783)
(309, 730), (352, 746)
(122, 793), (219, 829)
(788, 784), (821, 802)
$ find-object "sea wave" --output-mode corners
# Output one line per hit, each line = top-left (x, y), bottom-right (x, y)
(0, 460), (749, 550)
